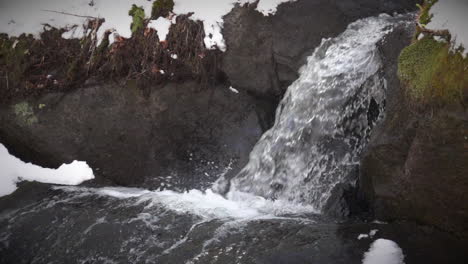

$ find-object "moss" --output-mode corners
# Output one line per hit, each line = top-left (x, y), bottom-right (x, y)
(13, 102), (38, 126)
(398, 37), (468, 104)
(417, 0), (438, 26)
(129, 4), (146, 33)
(151, 0), (174, 19)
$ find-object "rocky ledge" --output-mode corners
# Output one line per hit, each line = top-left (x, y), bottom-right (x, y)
(0, 0), (417, 190)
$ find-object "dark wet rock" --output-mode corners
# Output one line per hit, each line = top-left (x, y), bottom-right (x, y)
(360, 103), (468, 239)
(359, 22), (468, 239)
(0, 0), (417, 190)
(222, 0), (418, 98)
(1, 186), (467, 264)
(0, 82), (271, 189)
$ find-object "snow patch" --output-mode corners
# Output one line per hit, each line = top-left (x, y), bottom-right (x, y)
(358, 229), (379, 240)
(427, 0), (468, 55)
(148, 17), (172, 41)
(173, 0), (296, 51)
(362, 239), (405, 264)
(0, 0), (155, 43)
(0, 143), (94, 197)
(229, 86), (239, 93)
(255, 0), (298, 16)
(0, 0), (297, 51)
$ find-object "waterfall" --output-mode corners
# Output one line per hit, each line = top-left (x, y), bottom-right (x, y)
(220, 14), (408, 211)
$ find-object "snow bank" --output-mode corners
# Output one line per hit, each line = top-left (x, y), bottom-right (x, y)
(0, 0), (296, 51)
(0, 0), (154, 42)
(427, 0), (468, 55)
(173, 0), (296, 50)
(362, 239), (405, 264)
(0, 144), (94, 197)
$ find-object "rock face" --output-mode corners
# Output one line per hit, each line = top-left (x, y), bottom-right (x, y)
(222, 0), (418, 98)
(360, 28), (468, 239)
(360, 95), (468, 238)
(0, 0), (418, 189)
(0, 82), (272, 189)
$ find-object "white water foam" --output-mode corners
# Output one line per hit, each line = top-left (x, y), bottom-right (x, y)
(56, 186), (317, 220)
(221, 14), (409, 211)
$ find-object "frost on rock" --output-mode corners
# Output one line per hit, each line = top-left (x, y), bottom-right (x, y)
(0, 0), (296, 51)
(0, 143), (94, 197)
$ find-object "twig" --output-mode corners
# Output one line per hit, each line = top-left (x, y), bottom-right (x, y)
(5, 73), (8, 90)
(41, 9), (100, 20)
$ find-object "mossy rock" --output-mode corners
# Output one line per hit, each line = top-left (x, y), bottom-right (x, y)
(151, 0), (174, 19)
(12, 102), (38, 126)
(398, 36), (468, 104)
(129, 4), (146, 33)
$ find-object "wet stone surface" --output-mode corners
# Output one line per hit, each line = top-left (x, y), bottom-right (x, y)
(1, 184), (467, 264)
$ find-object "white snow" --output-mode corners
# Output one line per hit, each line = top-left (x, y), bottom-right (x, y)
(0, 0), (296, 51)
(255, 0), (298, 15)
(173, 0), (296, 51)
(427, 0), (468, 55)
(148, 17), (172, 41)
(0, 143), (94, 197)
(0, 0), (155, 43)
(357, 229), (379, 240)
(362, 239), (405, 264)
(229, 86), (239, 93)
(358, 234), (369, 240)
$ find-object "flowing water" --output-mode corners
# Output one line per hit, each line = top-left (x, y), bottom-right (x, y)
(220, 14), (400, 211)
(0, 14), (436, 264)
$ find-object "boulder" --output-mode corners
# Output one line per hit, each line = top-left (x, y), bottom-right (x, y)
(0, 82), (272, 189)
(359, 24), (468, 238)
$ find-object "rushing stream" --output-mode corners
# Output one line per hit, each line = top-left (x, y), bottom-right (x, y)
(5, 14), (463, 264)
(220, 14), (399, 210)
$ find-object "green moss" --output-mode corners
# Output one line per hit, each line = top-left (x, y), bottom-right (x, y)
(417, 0), (438, 26)
(13, 102), (38, 126)
(129, 4), (146, 33)
(151, 0), (174, 19)
(398, 37), (468, 104)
